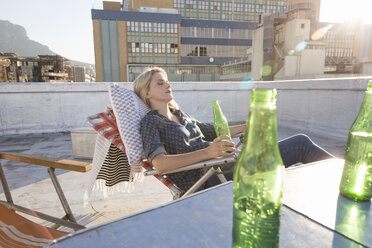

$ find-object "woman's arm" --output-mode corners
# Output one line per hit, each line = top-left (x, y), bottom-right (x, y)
(152, 136), (235, 174)
(229, 124), (246, 137)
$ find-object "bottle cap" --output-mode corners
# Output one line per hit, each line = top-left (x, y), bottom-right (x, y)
(367, 81), (372, 92)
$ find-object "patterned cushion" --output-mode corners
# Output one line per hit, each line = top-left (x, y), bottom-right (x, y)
(109, 83), (150, 165)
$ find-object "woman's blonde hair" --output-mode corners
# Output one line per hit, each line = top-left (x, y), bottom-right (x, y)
(133, 67), (178, 111)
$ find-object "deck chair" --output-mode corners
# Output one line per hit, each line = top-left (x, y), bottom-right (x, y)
(0, 203), (68, 247)
(0, 152), (92, 247)
(87, 109), (242, 199)
(86, 83), (243, 199)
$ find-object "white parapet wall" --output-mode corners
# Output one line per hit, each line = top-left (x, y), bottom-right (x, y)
(260, 77), (371, 141)
(0, 83), (111, 135)
(1, 77), (371, 143)
(0, 82), (252, 135)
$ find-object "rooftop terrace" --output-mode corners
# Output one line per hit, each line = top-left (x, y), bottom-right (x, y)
(0, 77), (370, 230)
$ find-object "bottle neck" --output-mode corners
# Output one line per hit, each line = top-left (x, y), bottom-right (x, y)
(358, 87), (372, 116)
(367, 81), (372, 91)
(242, 104), (279, 153)
(241, 89), (280, 157)
(212, 101), (226, 121)
(362, 91), (372, 106)
(363, 81), (372, 107)
(236, 89), (283, 172)
(352, 91), (372, 132)
(213, 103), (222, 118)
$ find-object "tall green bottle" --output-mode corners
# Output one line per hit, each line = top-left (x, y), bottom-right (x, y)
(232, 89), (284, 248)
(212, 100), (231, 141)
(339, 81), (372, 201)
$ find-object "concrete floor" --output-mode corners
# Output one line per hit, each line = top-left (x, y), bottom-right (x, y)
(0, 127), (346, 232)
(0, 132), (173, 231)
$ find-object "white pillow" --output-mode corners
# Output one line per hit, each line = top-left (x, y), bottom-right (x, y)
(108, 83), (150, 165)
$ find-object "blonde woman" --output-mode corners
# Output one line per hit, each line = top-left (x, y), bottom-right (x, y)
(134, 67), (334, 192)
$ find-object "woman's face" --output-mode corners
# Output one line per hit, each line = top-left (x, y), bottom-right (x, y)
(146, 72), (173, 105)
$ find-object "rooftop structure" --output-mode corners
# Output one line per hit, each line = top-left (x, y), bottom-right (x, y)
(0, 77), (370, 232)
(1, 76), (369, 223)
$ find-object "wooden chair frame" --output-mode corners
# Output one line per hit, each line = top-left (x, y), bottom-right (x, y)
(0, 152), (91, 231)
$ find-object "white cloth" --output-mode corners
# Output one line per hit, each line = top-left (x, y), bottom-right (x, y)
(109, 83), (150, 165)
(84, 83), (150, 203)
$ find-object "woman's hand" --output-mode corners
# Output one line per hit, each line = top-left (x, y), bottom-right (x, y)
(206, 136), (236, 159)
(152, 135), (236, 174)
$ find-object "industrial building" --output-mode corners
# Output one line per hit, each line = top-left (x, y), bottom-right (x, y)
(92, 0), (289, 82)
(92, 0), (372, 82)
(0, 53), (95, 82)
(226, 0), (372, 80)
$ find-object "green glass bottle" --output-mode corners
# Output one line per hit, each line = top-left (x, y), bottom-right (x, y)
(212, 100), (231, 141)
(232, 89), (284, 248)
(339, 81), (372, 201)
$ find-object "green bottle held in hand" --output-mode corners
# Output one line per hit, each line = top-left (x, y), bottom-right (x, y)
(232, 89), (284, 248)
(339, 81), (372, 201)
(212, 100), (231, 142)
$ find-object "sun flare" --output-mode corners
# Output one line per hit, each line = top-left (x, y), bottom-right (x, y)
(320, 0), (372, 24)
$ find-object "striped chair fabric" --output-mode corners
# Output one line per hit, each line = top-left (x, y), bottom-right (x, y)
(87, 110), (184, 198)
(0, 203), (68, 248)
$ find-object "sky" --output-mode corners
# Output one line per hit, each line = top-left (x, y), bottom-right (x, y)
(320, 0), (372, 24)
(0, 0), (371, 65)
(0, 0), (102, 64)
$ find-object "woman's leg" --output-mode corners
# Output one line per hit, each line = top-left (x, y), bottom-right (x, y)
(205, 134), (334, 188)
(278, 134), (335, 167)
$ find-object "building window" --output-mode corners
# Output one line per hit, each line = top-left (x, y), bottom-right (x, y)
(200, 46), (207, 56)
(170, 43), (178, 53)
(135, 43), (140, 53)
(134, 22), (138, 32)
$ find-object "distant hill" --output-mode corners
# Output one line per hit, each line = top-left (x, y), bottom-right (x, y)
(69, 59), (94, 68)
(0, 20), (93, 68)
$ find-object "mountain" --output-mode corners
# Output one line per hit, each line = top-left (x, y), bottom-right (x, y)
(0, 20), (93, 68)
(0, 20), (54, 56)
(69, 59), (94, 68)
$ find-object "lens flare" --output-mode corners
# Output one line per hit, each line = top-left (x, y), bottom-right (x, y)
(295, 41), (307, 52)
(288, 50), (295, 55)
(311, 24), (333, 41)
(261, 65), (272, 76)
